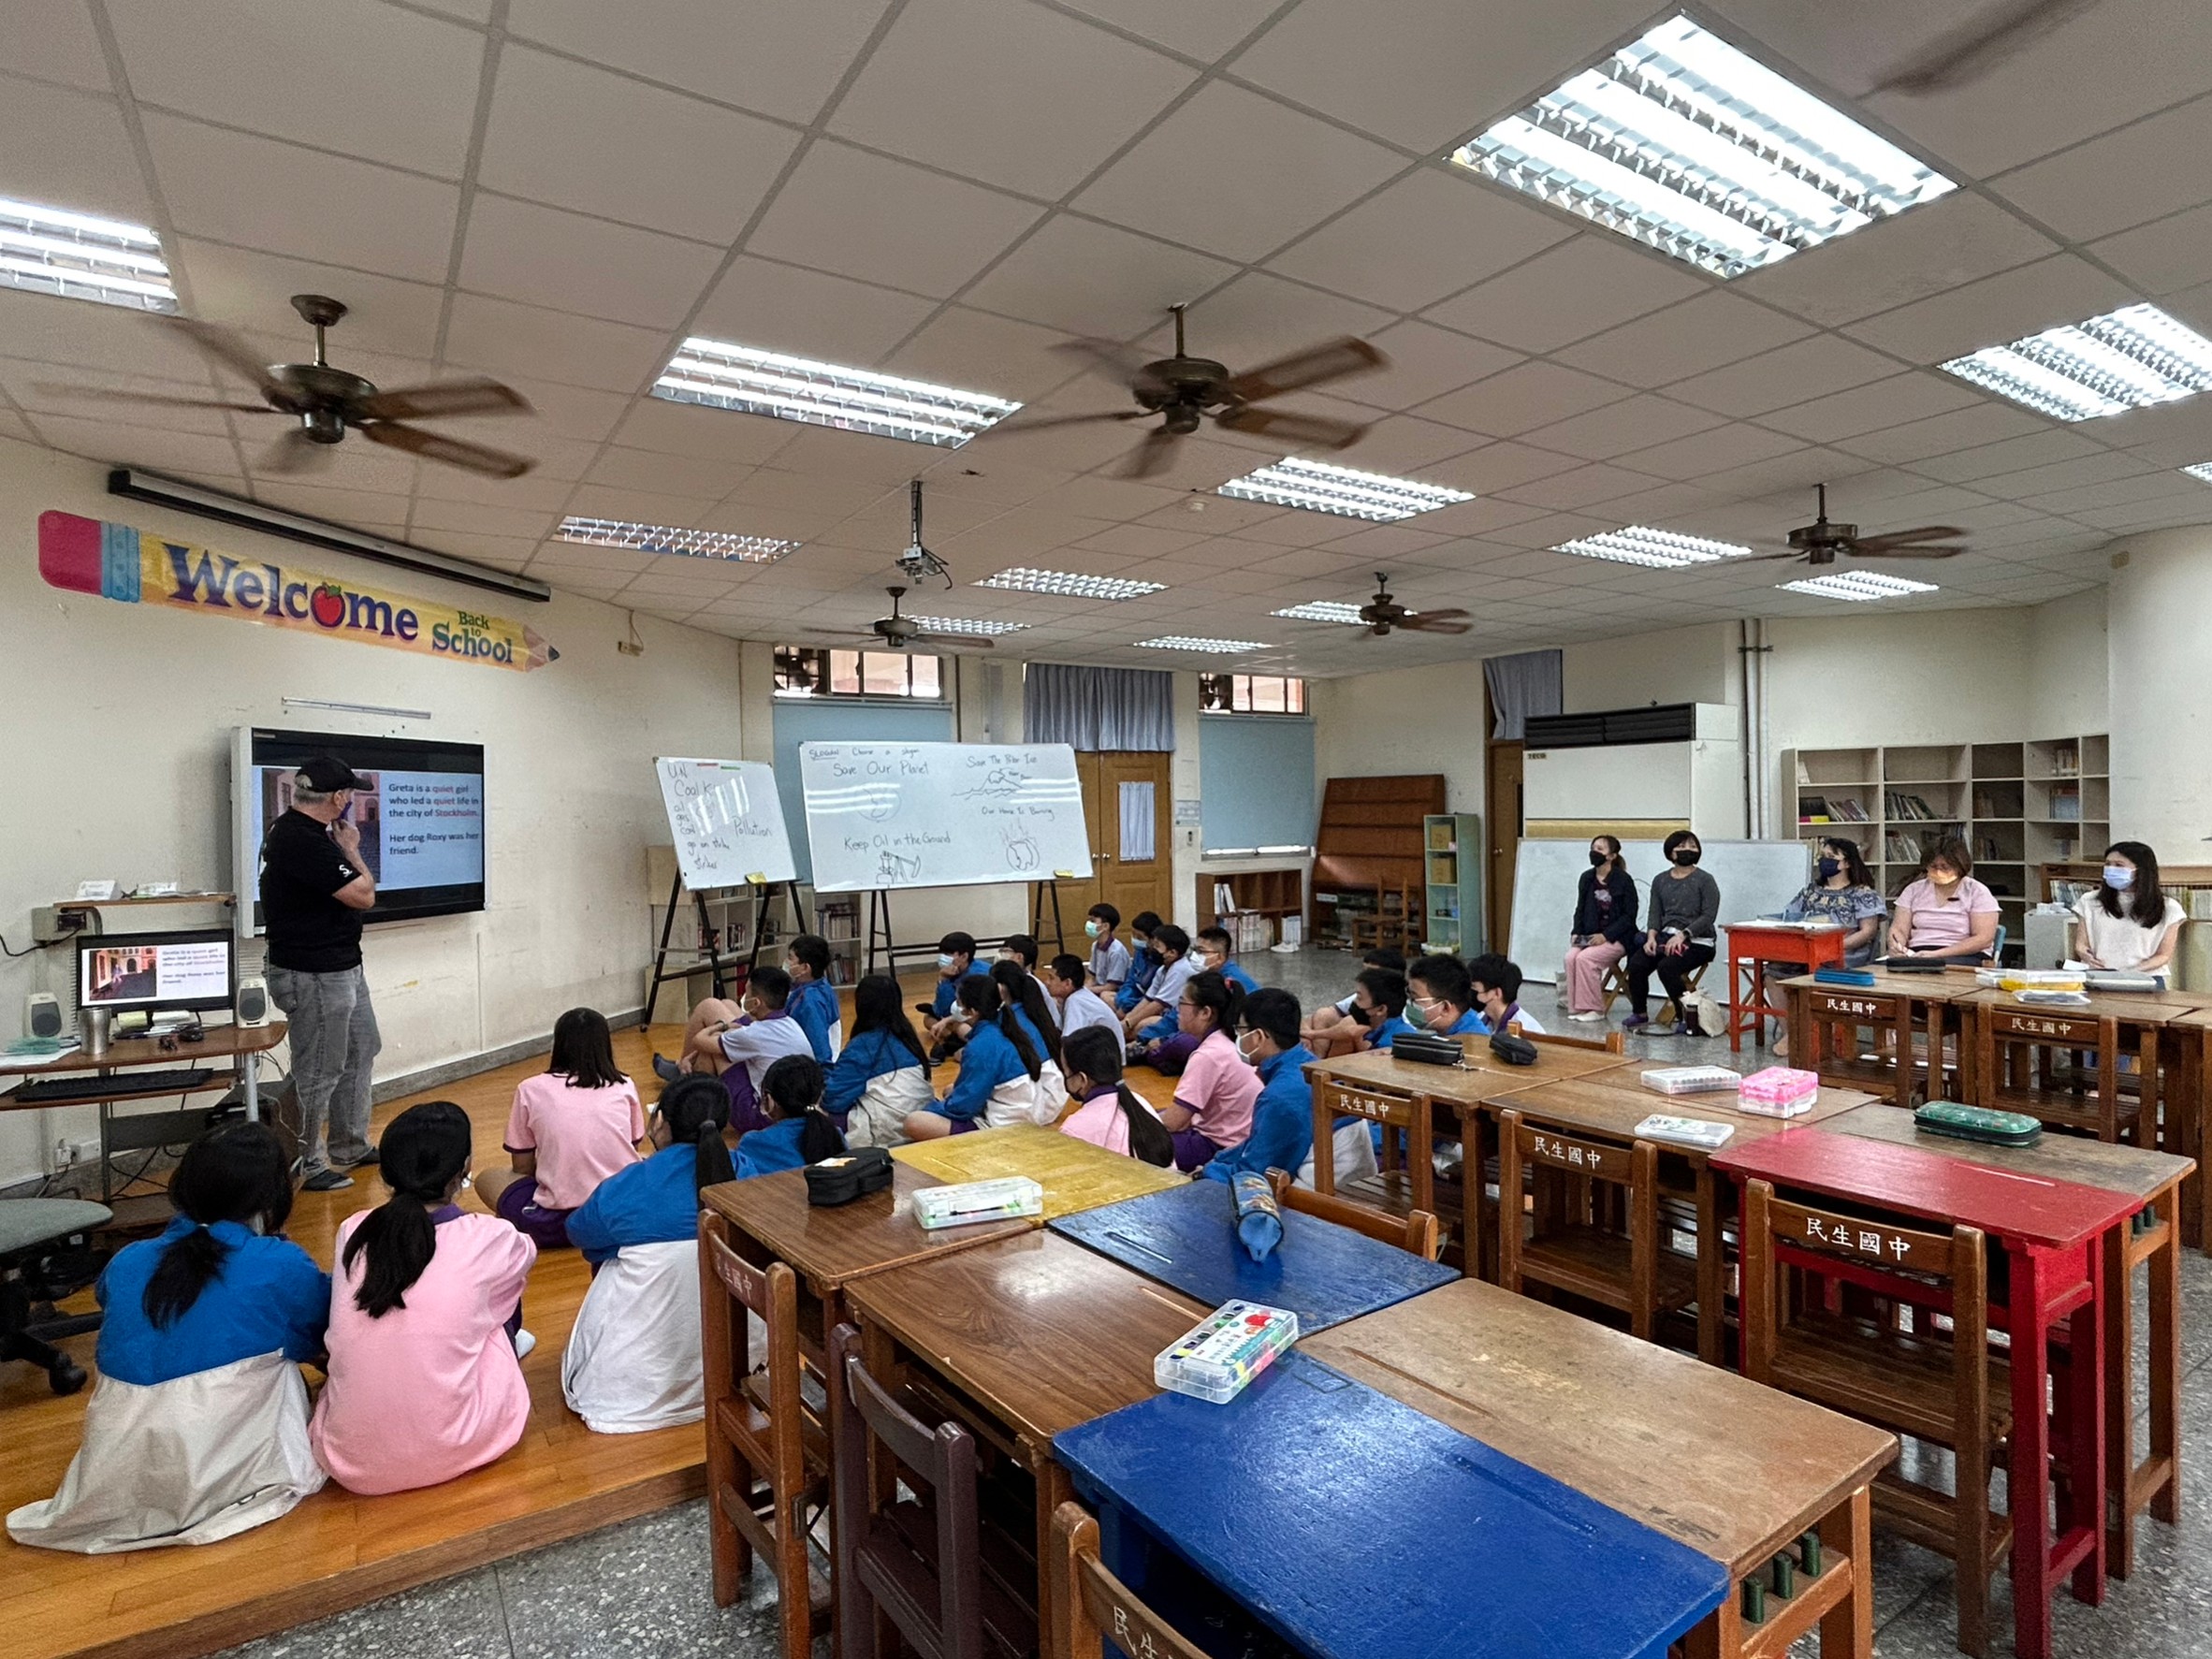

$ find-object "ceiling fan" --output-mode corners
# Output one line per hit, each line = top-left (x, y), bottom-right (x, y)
(1353, 572), (1471, 636)
(895, 479), (953, 589)
(858, 586), (993, 651)
(44, 293), (537, 478)
(1751, 485), (1967, 567)
(1871, 0), (2099, 95)
(1003, 303), (1387, 480)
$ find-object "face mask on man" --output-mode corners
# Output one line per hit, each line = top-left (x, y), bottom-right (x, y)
(2104, 866), (2135, 891)
(1817, 858), (1841, 880)
(1404, 997), (1433, 1031)
(1235, 1030), (1263, 1063)
(1084, 920), (1103, 938)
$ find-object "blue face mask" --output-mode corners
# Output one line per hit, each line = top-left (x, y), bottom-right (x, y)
(937, 953), (957, 971)
(2104, 866), (2135, 892)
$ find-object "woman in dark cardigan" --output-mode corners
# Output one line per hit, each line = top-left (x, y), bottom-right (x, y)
(1562, 835), (1638, 1022)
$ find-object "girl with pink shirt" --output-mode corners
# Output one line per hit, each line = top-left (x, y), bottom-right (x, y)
(476, 1009), (644, 1249)
(1055, 1026), (1174, 1166)
(312, 1102), (535, 1496)
(1158, 971), (1262, 1171)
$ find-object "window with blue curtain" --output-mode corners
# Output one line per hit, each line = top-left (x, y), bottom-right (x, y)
(770, 699), (955, 882)
(1198, 715), (1317, 854)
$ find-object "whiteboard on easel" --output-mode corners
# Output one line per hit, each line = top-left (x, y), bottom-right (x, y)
(799, 741), (1095, 895)
(653, 758), (798, 889)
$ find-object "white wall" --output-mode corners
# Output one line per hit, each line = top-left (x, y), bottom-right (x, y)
(1762, 609), (2031, 749)
(2106, 530), (2209, 848)
(1309, 661), (1486, 823)
(0, 438), (745, 1185)
(1562, 620), (1738, 711)
(2028, 586), (2109, 737)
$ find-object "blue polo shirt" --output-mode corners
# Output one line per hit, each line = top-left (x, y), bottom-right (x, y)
(823, 1027), (929, 1122)
(1219, 961), (1260, 995)
(565, 1142), (701, 1270)
(1200, 1043), (1316, 1185)
(936, 1020), (1029, 1123)
(786, 976), (841, 1062)
(931, 974), (963, 1021)
(95, 1217), (328, 1386)
(736, 1116), (813, 1179)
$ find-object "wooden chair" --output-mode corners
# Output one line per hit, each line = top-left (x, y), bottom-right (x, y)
(1346, 880), (1418, 954)
(1265, 1168), (1441, 1261)
(1977, 1005), (2151, 1143)
(1497, 1111), (1693, 1343)
(828, 1322), (1036, 1659)
(1051, 1500), (1209, 1659)
(1740, 1180), (2011, 1658)
(1306, 1073), (1461, 1250)
(699, 1220), (830, 1659)
(1598, 955), (1710, 1024)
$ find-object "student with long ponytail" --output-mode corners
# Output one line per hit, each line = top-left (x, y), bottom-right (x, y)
(560, 1075), (735, 1433)
(904, 973), (1045, 1140)
(991, 958), (1063, 1068)
(822, 973), (932, 1147)
(1157, 969), (1262, 1171)
(1056, 1026), (1174, 1166)
(312, 1102), (535, 1494)
(9, 1123), (328, 1552)
(735, 1055), (848, 1176)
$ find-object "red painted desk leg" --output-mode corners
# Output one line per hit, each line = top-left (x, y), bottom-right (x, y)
(2066, 1241), (2107, 1609)
(2009, 1244), (2054, 1659)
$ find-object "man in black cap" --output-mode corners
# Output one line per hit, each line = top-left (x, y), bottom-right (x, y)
(260, 757), (382, 1190)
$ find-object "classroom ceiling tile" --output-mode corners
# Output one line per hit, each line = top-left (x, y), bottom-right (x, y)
(459, 194), (722, 329)
(878, 309), (1086, 405)
(1666, 335), (1898, 421)
(829, 0), (1194, 199)
(581, 444), (748, 500)
(963, 214), (1238, 342)
(688, 257), (939, 366)
(412, 466), (576, 514)
(1555, 292), (1815, 390)
(106, 0), (484, 178)
(1417, 441), (1582, 495)
(173, 242), (444, 361)
(1326, 410), (1485, 473)
(25, 412), (245, 478)
(1324, 322), (1521, 415)
(0, 81), (153, 226)
(1495, 462), (1664, 512)
(1734, 192), (2059, 329)
(1613, 422), (1805, 481)
(1758, 372), (1986, 444)
(441, 293), (674, 397)
(1050, 0), (1283, 61)
(1416, 361), (1625, 439)
(1988, 93), (2212, 242)
(408, 497), (560, 541)
(1071, 80), (1404, 264)
(1830, 401), (2050, 464)
(2, 359), (229, 435)
(4, 0), (113, 92)
(1841, 255), (2138, 366)
(485, 376), (634, 445)
(1902, 428), (2105, 485)
(2089, 206), (2212, 298)
(1520, 395), (1727, 464)
(1421, 236), (1708, 354)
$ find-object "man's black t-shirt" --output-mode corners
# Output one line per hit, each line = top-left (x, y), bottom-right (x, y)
(260, 809), (365, 972)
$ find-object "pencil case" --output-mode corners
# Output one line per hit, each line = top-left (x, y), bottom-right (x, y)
(2014, 989), (2091, 1006)
(1231, 1171), (1282, 1262)
(1155, 1302), (1299, 1404)
(2086, 972), (2161, 993)
(1739, 1066), (1819, 1118)
(1914, 1100), (2042, 1146)
(1488, 1030), (1539, 1067)
(804, 1145), (893, 1206)
(1635, 1113), (1735, 1150)
(1390, 1031), (1466, 1067)
(1640, 1065), (1740, 1096)
(911, 1175), (1042, 1230)
(1813, 967), (1875, 987)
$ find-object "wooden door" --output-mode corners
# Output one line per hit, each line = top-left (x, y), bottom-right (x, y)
(1486, 739), (1523, 953)
(1074, 751), (1173, 932)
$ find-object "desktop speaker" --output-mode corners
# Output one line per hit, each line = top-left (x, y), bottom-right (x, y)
(26, 993), (62, 1041)
(237, 977), (269, 1027)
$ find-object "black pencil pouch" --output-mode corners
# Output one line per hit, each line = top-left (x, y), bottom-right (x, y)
(804, 1145), (894, 1205)
(1488, 1031), (1540, 1067)
(1390, 1031), (1466, 1067)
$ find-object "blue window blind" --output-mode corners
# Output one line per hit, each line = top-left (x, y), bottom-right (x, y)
(1199, 715), (1316, 853)
(771, 700), (955, 882)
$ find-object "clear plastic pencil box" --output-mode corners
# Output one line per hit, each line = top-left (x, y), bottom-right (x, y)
(1641, 1066), (1740, 1096)
(1155, 1301), (1300, 1404)
(912, 1176), (1043, 1230)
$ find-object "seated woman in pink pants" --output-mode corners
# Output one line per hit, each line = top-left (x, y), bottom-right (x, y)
(1563, 836), (1639, 1023)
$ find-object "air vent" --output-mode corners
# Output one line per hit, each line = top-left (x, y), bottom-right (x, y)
(1524, 704), (1697, 749)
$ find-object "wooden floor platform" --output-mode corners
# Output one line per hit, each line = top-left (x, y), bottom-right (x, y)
(1, 996), (1186, 1659)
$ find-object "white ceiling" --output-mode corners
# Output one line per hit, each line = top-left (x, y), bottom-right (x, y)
(7, 0), (2212, 676)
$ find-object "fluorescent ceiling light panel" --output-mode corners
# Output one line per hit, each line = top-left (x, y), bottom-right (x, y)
(654, 335), (1018, 447)
(1553, 525), (1754, 569)
(978, 567), (1165, 600)
(1942, 304), (2212, 421)
(1218, 457), (1474, 521)
(1135, 635), (1269, 653)
(0, 195), (175, 312)
(905, 615), (1028, 635)
(558, 516), (796, 562)
(1452, 15), (1954, 279)
(1272, 600), (1370, 624)
(2183, 462), (2212, 485)
(1780, 571), (1937, 601)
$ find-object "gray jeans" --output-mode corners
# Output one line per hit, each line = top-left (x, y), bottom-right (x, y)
(267, 964), (381, 1172)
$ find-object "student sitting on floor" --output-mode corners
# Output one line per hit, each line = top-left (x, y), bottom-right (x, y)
(677, 967), (814, 1131)
(1351, 966), (1412, 1050)
(1086, 902), (1131, 995)
(998, 933), (1058, 1028)
(476, 1007), (644, 1251)
(8, 1123), (327, 1553)
(1113, 911), (1164, 1016)
(1046, 953), (1123, 1041)
(1887, 837), (2001, 965)
(560, 1075), (734, 1434)
(904, 974), (1049, 1140)
(313, 1102), (535, 1496)
(1123, 924), (1197, 1059)
(1054, 1026), (1174, 1165)
(822, 973), (933, 1147)
(1198, 988), (1315, 1186)
(1192, 924), (1260, 994)
(736, 1055), (848, 1178)
(1404, 953), (1486, 1040)
(1157, 971), (1262, 1171)
(1300, 947), (1404, 1054)
(920, 931), (978, 1059)
(991, 961), (1070, 1121)
(1467, 953), (1546, 1036)
(782, 934), (843, 1061)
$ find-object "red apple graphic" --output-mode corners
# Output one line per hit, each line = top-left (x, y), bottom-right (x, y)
(310, 582), (346, 628)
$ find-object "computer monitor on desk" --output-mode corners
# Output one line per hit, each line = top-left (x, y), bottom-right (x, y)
(76, 929), (236, 1023)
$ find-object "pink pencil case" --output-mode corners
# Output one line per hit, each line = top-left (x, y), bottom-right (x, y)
(1738, 1066), (1819, 1118)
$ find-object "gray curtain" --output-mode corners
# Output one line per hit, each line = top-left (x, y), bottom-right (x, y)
(1484, 649), (1563, 740)
(1024, 663), (1174, 751)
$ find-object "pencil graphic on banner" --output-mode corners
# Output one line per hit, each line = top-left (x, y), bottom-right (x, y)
(36, 510), (560, 674)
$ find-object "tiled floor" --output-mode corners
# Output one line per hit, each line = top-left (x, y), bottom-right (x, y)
(211, 949), (2212, 1659)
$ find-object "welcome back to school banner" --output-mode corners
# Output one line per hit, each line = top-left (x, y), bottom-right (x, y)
(37, 510), (559, 674)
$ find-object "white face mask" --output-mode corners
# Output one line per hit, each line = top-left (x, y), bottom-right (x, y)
(2104, 866), (2135, 891)
(938, 953), (957, 971)
(1235, 1031), (1263, 1063)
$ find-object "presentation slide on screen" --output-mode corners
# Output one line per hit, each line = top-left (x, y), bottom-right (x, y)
(253, 765), (486, 895)
(81, 939), (230, 1007)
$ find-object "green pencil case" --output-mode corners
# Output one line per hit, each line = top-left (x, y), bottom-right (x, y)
(1914, 1100), (2042, 1147)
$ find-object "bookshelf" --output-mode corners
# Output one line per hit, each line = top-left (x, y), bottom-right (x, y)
(1783, 733), (2108, 968)
(1197, 867), (1306, 954)
(1420, 813), (1484, 956)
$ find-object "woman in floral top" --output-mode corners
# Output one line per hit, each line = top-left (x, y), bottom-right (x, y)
(1766, 837), (1886, 1056)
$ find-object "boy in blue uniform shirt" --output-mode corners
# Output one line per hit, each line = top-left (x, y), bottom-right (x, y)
(782, 934), (843, 1061)
(1124, 924), (1197, 1051)
(1086, 902), (1130, 995)
(1404, 953), (1485, 1040)
(1193, 924), (1259, 995)
(1352, 967), (1415, 1050)
(1200, 989), (1314, 1184)
(1466, 953), (1547, 1037)
(920, 931), (976, 1060)
(1114, 911), (1163, 1015)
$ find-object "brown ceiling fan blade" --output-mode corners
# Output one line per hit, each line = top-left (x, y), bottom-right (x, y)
(1212, 405), (1370, 449)
(34, 382), (274, 414)
(998, 408), (1151, 432)
(356, 378), (531, 421)
(170, 318), (284, 398)
(1853, 546), (1967, 560)
(1221, 337), (1385, 403)
(1849, 526), (1967, 552)
(1742, 550), (1810, 563)
(1116, 426), (1182, 480)
(361, 420), (535, 478)
(913, 633), (996, 650)
(256, 427), (330, 475)
(1400, 615), (1474, 635)
(1871, 0), (2097, 95)
(1052, 338), (1170, 397)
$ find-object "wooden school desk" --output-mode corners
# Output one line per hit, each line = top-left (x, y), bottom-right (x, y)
(2161, 1005), (2212, 1252)
(1304, 1279), (1897, 1659)
(1721, 920), (1846, 1052)
(1817, 1104), (2194, 1577)
(1781, 967), (1986, 1106)
(1048, 1178), (1456, 1335)
(1712, 1130), (2142, 1659)
(1964, 984), (2200, 1148)
(890, 1121), (1185, 1218)
(1054, 1350), (1729, 1659)
(841, 1228), (1207, 1659)
(1475, 1073), (1873, 1362)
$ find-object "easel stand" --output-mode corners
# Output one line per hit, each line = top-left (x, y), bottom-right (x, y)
(643, 876), (809, 1024)
(860, 880), (1070, 979)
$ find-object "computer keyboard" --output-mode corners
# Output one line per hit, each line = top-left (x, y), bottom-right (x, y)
(12, 1068), (217, 1103)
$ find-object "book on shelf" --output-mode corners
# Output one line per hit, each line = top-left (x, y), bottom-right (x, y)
(1800, 794), (1829, 820)
(1830, 798), (1868, 822)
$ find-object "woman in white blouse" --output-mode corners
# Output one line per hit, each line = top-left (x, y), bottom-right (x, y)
(2073, 841), (2186, 978)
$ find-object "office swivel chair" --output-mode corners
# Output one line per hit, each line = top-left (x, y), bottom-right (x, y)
(0, 1199), (110, 1394)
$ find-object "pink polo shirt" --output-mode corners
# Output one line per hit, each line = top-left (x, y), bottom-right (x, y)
(312, 1208), (535, 1495)
(1173, 1030), (1262, 1151)
(1059, 1084), (1160, 1157)
(503, 1072), (645, 1211)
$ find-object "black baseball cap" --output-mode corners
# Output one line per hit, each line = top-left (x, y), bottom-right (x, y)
(296, 756), (371, 792)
